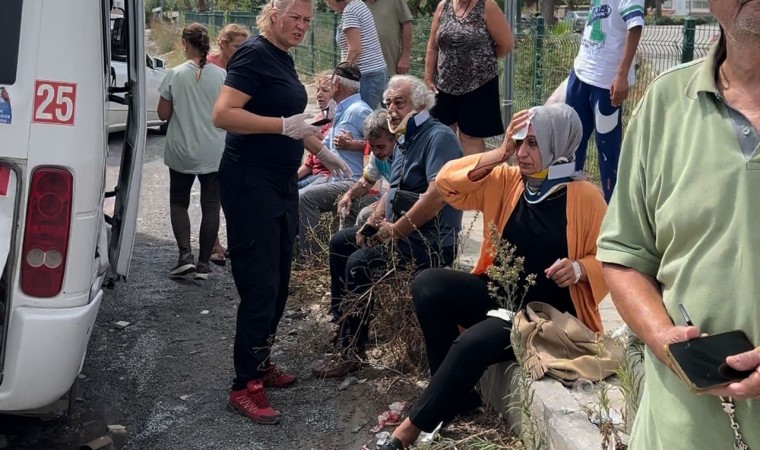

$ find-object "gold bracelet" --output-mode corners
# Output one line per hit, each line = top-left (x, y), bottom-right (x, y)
(403, 213), (419, 232)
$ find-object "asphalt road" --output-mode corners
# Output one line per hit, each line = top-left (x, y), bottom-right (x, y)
(0, 131), (418, 450)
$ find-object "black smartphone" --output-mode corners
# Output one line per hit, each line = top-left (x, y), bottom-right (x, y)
(666, 330), (756, 391)
(310, 117), (332, 127)
(358, 223), (379, 237)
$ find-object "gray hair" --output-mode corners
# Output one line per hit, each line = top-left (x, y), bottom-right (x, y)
(335, 75), (360, 94)
(385, 75), (436, 111)
(363, 110), (394, 140)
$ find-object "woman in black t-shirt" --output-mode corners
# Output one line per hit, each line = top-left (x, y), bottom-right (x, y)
(211, 0), (349, 425)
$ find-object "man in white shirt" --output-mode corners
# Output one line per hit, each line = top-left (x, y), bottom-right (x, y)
(565, 0), (643, 202)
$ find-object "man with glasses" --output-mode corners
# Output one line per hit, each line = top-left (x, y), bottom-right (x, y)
(313, 74), (463, 378)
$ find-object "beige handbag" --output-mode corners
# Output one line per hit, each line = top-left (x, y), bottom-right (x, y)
(511, 302), (623, 384)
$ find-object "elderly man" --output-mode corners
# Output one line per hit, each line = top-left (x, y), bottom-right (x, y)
(313, 75), (463, 378)
(299, 62), (372, 255)
(597, 0), (760, 447)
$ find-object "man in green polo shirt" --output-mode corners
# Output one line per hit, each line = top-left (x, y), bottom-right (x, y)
(596, 0), (760, 447)
(365, 0), (413, 76)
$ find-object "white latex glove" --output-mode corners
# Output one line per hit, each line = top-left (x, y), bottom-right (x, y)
(316, 146), (352, 180)
(281, 113), (320, 140)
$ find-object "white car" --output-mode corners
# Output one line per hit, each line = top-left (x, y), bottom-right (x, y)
(109, 14), (166, 133)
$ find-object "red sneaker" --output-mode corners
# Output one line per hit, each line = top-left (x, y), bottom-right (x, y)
(262, 363), (297, 388)
(227, 380), (280, 424)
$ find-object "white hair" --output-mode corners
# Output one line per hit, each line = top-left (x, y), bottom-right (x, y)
(385, 75), (436, 110)
(335, 75), (360, 94)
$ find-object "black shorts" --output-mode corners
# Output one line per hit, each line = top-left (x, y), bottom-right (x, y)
(431, 76), (504, 138)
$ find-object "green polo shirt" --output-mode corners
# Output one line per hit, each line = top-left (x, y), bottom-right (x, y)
(597, 44), (760, 449)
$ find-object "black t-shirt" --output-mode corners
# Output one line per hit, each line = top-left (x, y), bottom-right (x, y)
(223, 35), (308, 172)
(500, 188), (576, 316)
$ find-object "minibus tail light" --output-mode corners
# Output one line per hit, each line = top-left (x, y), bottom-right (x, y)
(20, 167), (73, 298)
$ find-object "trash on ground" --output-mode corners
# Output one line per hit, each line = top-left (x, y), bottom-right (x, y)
(114, 321), (130, 329)
(179, 394), (193, 401)
(338, 376), (357, 391)
(369, 402), (406, 433)
(415, 422), (442, 445)
(80, 435), (113, 450)
(200, 310), (209, 315)
(107, 424), (127, 434)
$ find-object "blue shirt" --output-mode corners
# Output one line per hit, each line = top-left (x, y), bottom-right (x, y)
(385, 113), (463, 249)
(324, 93), (372, 180)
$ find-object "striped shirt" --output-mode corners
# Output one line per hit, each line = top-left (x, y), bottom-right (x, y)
(337, 0), (386, 75)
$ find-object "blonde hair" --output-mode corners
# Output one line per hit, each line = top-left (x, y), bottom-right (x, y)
(217, 23), (250, 45)
(257, 0), (311, 38)
(314, 70), (333, 89)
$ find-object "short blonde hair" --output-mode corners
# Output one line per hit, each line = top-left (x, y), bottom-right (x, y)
(314, 70), (333, 89)
(217, 23), (250, 44)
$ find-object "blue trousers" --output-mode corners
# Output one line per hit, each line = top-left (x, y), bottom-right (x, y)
(359, 69), (388, 110)
(565, 69), (623, 203)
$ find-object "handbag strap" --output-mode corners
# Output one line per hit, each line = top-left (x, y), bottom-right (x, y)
(720, 397), (750, 450)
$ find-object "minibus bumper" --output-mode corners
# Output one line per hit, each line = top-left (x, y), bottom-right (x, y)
(0, 291), (102, 412)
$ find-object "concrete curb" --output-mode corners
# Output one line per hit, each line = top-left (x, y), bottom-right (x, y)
(479, 362), (604, 450)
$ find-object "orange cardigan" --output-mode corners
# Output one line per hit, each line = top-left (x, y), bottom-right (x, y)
(436, 155), (608, 333)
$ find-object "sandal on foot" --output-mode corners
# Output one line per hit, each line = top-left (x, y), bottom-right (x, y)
(210, 251), (227, 266)
(377, 436), (405, 450)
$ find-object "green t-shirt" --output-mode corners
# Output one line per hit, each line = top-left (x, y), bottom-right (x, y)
(597, 44), (760, 449)
(159, 60), (226, 174)
(365, 0), (413, 76)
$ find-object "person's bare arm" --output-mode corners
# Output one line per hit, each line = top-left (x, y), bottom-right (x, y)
(484, 0), (513, 58)
(610, 26), (642, 107)
(344, 27), (362, 63)
(397, 21), (413, 74)
(212, 85), (282, 134)
(603, 263), (700, 365)
(424, 1), (445, 93)
(297, 163), (311, 179)
(157, 97), (172, 121)
(304, 135), (325, 155)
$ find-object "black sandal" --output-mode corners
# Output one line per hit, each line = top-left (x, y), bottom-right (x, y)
(377, 436), (405, 450)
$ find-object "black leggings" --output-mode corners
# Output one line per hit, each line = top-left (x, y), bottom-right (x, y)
(408, 268), (515, 432)
(169, 169), (220, 264)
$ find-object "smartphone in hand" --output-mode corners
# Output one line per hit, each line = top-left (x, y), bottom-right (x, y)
(358, 223), (379, 238)
(666, 330), (756, 392)
(311, 117), (332, 127)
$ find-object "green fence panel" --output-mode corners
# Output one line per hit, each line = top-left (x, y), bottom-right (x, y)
(175, 10), (720, 182)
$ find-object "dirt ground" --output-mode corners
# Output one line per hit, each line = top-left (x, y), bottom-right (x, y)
(0, 132), (515, 450)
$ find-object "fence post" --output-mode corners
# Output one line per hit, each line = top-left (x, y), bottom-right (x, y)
(332, 14), (339, 67)
(681, 17), (696, 64)
(532, 16), (545, 106)
(502, 0), (518, 127)
(310, 24), (316, 75)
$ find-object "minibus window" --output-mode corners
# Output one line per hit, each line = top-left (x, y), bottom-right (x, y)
(0, 0), (23, 84)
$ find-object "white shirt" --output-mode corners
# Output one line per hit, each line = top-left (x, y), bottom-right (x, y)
(573, 0), (645, 89)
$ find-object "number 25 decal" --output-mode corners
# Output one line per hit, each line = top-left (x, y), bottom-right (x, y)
(33, 80), (77, 126)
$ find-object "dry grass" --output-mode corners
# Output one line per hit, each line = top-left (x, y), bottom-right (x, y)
(417, 413), (521, 450)
(148, 19), (186, 67)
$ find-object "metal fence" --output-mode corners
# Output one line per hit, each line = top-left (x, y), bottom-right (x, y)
(181, 11), (719, 181)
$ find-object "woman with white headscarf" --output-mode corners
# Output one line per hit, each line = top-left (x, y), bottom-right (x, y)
(378, 104), (608, 450)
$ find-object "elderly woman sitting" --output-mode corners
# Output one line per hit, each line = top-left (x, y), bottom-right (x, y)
(378, 104), (608, 450)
